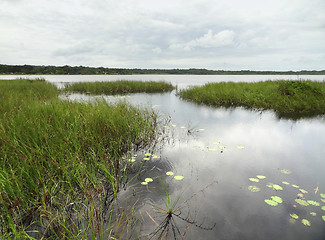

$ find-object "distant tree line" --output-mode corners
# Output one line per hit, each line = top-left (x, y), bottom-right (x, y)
(0, 64), (324, 75)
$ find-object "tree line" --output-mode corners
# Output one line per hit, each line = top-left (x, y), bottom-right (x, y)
(0, 64), (324, 75)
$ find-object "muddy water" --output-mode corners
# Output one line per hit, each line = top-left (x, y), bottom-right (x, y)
(63, 90), (325, 239)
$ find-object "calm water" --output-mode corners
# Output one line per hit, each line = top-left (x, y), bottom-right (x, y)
(5, 75), (325, 239)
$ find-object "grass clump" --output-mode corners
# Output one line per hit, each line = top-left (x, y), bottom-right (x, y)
(64, 80), (174, 94)
(0, 79), (158, 239)
(179, 80), (325, 119)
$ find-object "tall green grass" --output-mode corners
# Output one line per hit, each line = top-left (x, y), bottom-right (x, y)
(64, 80), (174, 94)
(0, 79), (158, 238)
(180, 80), (325, 119)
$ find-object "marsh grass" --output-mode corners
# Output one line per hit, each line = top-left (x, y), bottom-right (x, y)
(179, 80), (325, 119)
(0, 79), (159, 238)
(64, 80), (174, 95)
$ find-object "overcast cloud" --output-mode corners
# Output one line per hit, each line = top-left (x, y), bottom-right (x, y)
(0, 0), (324, 70)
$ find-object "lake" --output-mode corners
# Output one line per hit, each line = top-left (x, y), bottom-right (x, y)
(4, 75), (325, 239)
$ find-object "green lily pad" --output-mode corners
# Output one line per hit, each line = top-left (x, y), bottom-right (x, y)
(273, 184), (283, 191)
(266, 183), (275, 188)
(141, 182), (148, 185)
(280, 169), (292, 174)
(292, 184), (299, 188)
(174, 176), (184, 180)
(249, 178), (259, 182)
(297, 193), (304, 198)
(322, 216), (325, 221)
(282, 181), (290, 185)
(299, 189), (308, 194)
(321, 199), (325, 203)
(290, 213), (299, 219)
(145, 178), (153, 183)
(307, 200), (320, 206)
(248, 186), (261, 192)
(320, 193), (325, 198)
(128, 159), (136, 163)
(310, 212), (317, 216)
(301, 219), (311, 226)
(322, 206), (325, 211)
(271, 196), (283, 203)
(199, 129), (205, 131)
(166, 171), (174, 176)
(152, 155), (160, 159)
(295, 199), (309, 206)
(180, 126), (186, 129)
(265, 199), (278, 206)
(237, 146), (245, 149)
(218, 146), (225, 149)
(144, 153), (152, 156)
(256, 175), (266, 179)
(143, 157), (150, 161)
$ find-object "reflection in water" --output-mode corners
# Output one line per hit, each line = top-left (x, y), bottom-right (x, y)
(61, 90), (325, 240)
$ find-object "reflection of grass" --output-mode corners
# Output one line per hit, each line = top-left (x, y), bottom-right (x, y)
(0, 79), (158, 238)
(180, 80), (325, 119)
(64, 80), (174, 94)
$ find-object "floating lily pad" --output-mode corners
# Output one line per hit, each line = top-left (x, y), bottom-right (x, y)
(166, 171), (174, 176)
(307, 200), (320, 206)
(290, 213), (299, 219)
(199, 129), (205, 131)
(282, 181), (290, 185)
(145, 178), (153, 183)
(295, 199), (309, 206)
(321, 199), (325, 203)
(265, 199), (278, 206)
(152, 155), (160, 159)
(320, 193), (325, 198)
(301, 219), (311, 226)
(271, 196), (283, 203)
(128, 159), (136, 163)
(256, 175), (266, 179)
(141, 182), (148, 185)
(236, 146), (245, 149)
(292, 184), (299, 188)
(280, 169), (292, 174)
(249, 178), (259, 182)
(143, 157), (150, 161)
(218, 146), (225, 149)
(144, 153), (152, 156)
(266, 183), (275, 188)
(248, 186), (261, 192)
(273, 184), (283, 191)
(297, 193), (304, 198)
(174, 176), (184, 180)
(322, 206), (325, 211)
(171, 124), (176, 127)
(300, 189), (308, 194)
(310, 212), (317, 216)
(180, 126), (186, 129)
(322, 216), (325, 221)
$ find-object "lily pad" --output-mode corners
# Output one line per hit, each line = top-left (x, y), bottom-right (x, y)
(218, 146), (225, 149)
(292, 184), (299, 188)
(249, 178), (259, 182)
(271, 196), (283, 203)
(280, 169), (292, 174)
(321, 199), (325, 203)
(174, 176), (184, 180)
(144, 153), (152, 156)
(256, 175), (266, 179)
(301, 219), (311, 226)
(128, 158), (136, 163)
(307, 200), (320, 206)
(152, 155), (160, 159)
(273, 184), (283, 191)
(282, 181), (290, 185)
(143, 157), (150, 161)
(248, 186), (261, 192)
(310, 212), (317, 216)
(322, 216), (325, 221)
(199, 129), (205, 131)
(297, 193), (304, 198)
(299, 189), (308, 194)
(166, 171), (174, 176)
(180, 126), (186, 129)
(141, 182), (148, 185)
(145, 178), (153, 183)
(237, 146), (245, 149)
(265, 199), (278, 206)
(290, 213), (299, 219)
(320, 193), (325, 198)
(266, 183), (275, 188)
(295, 199), (309, 206)
(322, 206), (325, 211)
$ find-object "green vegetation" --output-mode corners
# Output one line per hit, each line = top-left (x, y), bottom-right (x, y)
(0, 79), (158, 238)
(1, 64), (325, 75)
(64, 80), (174, 94)
(179, 80), (325, 118)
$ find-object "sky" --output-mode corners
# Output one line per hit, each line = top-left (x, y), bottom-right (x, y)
(0, 0), (324, 70)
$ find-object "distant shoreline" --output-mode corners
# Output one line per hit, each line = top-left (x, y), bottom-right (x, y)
(1, 64), (324, 75)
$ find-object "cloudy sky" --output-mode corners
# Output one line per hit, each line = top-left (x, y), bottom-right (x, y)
(1, 0), (324, 70)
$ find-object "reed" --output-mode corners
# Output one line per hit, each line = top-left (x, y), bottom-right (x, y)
(0, 79), (158, 238)
(179, 80), (325, 119)
(63, 80), (174, 94)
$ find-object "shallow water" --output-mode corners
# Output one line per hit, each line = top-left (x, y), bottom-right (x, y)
(5, 74), (325, 239)
(63, 90), (325, 239)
